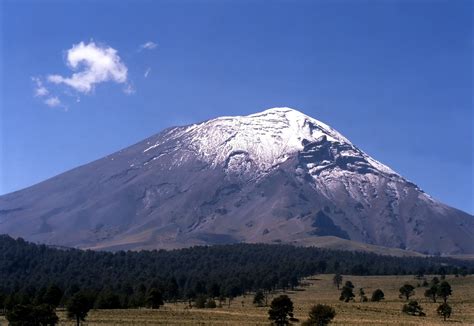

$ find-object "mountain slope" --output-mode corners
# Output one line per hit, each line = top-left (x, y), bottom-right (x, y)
(1, 107), (472, 254)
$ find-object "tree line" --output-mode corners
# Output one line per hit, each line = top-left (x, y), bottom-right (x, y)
(1, 234), (472, 313)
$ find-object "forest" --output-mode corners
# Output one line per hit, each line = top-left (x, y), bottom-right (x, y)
(1, 234), (472, 310)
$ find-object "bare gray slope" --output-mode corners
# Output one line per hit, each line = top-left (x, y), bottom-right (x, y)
(1, 108), (472, 254)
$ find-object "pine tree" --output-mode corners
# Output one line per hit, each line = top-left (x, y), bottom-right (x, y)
(339, 282), (355, 302)
(358, 288), (368, 302)
(333, 274), (343, 290)
(146, 288), (164, 309)
(268, 295), (294, 326)
(437, 281), (452, 303)
(253, 290), (265, 307)
(424, 285), (438, 303)
(399, 284), (415, 301)
(437, 302), (452, 321)
(67, 292), (92, 326)
(43, 285), (63, 308)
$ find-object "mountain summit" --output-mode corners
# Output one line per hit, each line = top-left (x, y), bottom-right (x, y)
(1, 108), (473, 253)
(166, 107), (396, 178)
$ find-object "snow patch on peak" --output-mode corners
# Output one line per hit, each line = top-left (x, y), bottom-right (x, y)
(142, 107), (400, 178)
(180, 107), (353, 172)
(249, 107), (352, 143)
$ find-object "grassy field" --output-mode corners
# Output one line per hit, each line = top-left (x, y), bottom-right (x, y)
(1, 274), (473, 325)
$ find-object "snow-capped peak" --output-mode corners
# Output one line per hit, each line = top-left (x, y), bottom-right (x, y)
(246, 107), (352, 144)
(178, 107), (347, 170)
(182, 107), (350, 170)
(143, 107), (397, 177)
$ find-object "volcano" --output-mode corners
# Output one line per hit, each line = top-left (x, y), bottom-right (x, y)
(1, 107), (472, 254)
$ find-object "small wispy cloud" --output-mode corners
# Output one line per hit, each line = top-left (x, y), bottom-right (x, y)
(47, 41), (128, 94)
(44, 96), (61, 107)
(140, 41), (157, 50)
(123, 83), (135, 95)
(144, 67), (151, 78)
(32, 77), (49, 97)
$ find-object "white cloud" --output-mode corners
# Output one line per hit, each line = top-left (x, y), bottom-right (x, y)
(140, 41), (157, 50)
(123, 83), (135, 95)
(144, 67), (151, 78)
(32, 77), (49, 97)
(44, 96), (61, 107)
(47, 41), (128, 94)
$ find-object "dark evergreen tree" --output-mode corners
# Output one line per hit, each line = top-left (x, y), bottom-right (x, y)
(439, 268), (447, 280)
(431, 277), (440, 285)
(290, 275), (299, 290)
(66, 292), (93, 326)
(399, 284), (415, 301)
(6, 304), (35, 325)
(146, 288), (164, 309)
(95, 290), (121, 309)
(371, 289), (384, 302)
(253, 290), (265, 307)
(6, 304), (58, 326)
(205, 298), (217, 308)
(402, 300), (425, 316)
(333, 274), (343, 290)
(415, 268), (425, 279)
(4, 294), (18, 311)
(358, 288), (368, 302)
(424, 285), (438, 303)
(0, 291), (6, 314)
(339, 281), (355, 302)
(207, 282), (220, 299)
(437, 281), (452, 303)
(42, 285), (63, 308)
(268, 295), (294, 326)
(344, 281), (354, 289)
(437, 302), (452, 321)
(218, 294), (226, 307)
(165, 277), (180, 302)
(34, 304), (59, 326)
(194, 295), (207, 308)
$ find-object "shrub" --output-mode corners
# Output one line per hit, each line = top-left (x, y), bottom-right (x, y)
(402, 300), (425, 316)
(437, 302), (452, 321)
(253, 290), (265, 307)
(339, 282), (355, 302)
(371, 289), (384, 302)
(302, 304), (336, 326)
(206, 298), (217, 308)
(95, 291), (121, 309)
(6, 304), (58, 326)
(194, 295), (207, 309)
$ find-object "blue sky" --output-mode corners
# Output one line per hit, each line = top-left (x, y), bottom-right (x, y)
(1, 0), (472, 214)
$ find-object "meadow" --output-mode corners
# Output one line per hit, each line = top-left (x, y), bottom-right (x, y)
(2, 274), (472, 325)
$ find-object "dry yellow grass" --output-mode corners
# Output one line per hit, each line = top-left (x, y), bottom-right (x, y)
(1, 274), (473, 325)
